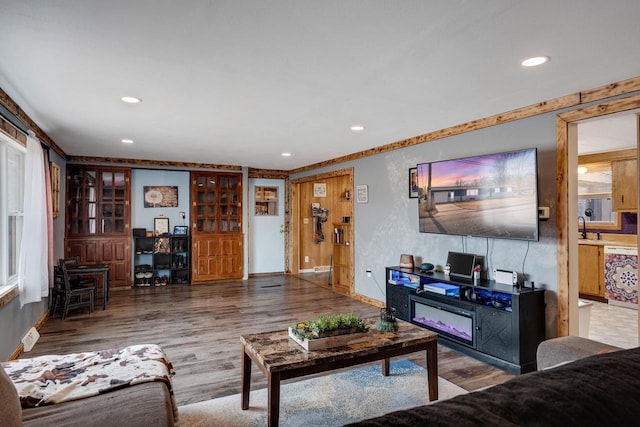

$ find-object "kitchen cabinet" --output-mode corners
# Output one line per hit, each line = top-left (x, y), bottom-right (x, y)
(578, 243), (605, 299)
(611, 159), (637, 211)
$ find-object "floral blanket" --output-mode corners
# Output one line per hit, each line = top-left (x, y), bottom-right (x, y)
(1, 344), (177, 421)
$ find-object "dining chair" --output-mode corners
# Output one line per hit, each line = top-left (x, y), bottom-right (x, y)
(58, 257), (98, 301)
(51, 265), (95, 320)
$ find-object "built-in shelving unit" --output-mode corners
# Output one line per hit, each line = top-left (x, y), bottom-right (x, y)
(134, 236), (190, 286)
(331, 222), (352, 295)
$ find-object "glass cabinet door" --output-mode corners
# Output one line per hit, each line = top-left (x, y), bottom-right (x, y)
(67, 166), (129, 236)
(68, 169), (97, 235)
(195, 174), (218, 232)
(101, 171), (128, 234)
(192, 172), (242, 233)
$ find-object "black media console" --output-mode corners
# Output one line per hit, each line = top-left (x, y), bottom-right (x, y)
(386, 266), (545, 374)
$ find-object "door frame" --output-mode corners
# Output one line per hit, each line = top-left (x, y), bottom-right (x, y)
(290, 168), (354, 278)
(556, 93), (640, 336)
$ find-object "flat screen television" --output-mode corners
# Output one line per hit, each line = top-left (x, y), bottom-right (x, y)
(417, 148), (539, 241)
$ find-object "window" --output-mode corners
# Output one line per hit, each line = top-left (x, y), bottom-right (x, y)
(577, 162), (620, 229)
(0, 132), (25, 294)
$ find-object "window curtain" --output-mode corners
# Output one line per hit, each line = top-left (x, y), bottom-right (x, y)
(18, 133), (49, 307)
(43, 149), (54, 287)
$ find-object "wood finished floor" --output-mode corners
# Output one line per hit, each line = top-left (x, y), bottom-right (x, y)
(23, 273), (513, 406)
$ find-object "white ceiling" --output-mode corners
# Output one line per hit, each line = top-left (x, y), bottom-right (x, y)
(578, 113), (638, 155)
(1, 1), (639, 170)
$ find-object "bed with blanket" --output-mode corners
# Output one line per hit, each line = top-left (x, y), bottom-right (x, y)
(349, 346), (640, 427)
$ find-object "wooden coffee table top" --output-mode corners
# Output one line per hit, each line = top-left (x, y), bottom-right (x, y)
(240, 318), (438, 373)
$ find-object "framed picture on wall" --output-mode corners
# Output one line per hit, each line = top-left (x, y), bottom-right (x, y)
(154, 217), (170, 236)
(144, 186), (179, 208)
(409, 167), (419, 198)
(356, 184), (368, 203)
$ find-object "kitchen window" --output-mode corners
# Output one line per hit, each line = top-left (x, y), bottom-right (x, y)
(577, 162), (620, 229)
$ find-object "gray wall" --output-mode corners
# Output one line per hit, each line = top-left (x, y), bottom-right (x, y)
(292, 112), (560, 337)
(0, 149), (66, 360)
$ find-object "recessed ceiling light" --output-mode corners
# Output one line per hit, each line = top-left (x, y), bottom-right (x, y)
(350, 125), (365, 132)
(521, 56), (550, 67)
(121, 139), (134, 144)
(281, 152), (292, 157)
(121, 96), (142, 104)
(577, 166), (588, 174)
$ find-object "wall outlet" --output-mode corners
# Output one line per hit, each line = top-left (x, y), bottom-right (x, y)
(538, 206), (550, 220)
(366, 268), (372, 277)
(304, 256), (309, 263)
(22, 327), (40, 352)
(179, 211), (186, 219)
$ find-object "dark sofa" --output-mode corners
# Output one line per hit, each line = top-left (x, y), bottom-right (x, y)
(349, 346), (640, 427)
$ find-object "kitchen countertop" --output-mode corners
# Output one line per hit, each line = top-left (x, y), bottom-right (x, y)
(578, 239), (637, 247)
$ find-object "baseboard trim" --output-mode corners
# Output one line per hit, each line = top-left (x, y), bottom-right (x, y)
(351, 292), (385, 308)
(7, 308), (50, 361)
(248, 272), (285, 278)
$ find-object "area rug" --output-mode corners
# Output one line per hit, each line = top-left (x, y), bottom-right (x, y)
(178, 360), (467, 426)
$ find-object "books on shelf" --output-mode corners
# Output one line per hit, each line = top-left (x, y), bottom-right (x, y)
(423, 282), (460, 297)
(388, 270), (421, 289)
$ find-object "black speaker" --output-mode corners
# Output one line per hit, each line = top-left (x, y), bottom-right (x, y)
(420, 262), (434, 273)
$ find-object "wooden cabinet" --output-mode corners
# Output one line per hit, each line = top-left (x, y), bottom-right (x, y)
(65, 166), (131, 287)
(578, 243), (605, 298)
(612, 159), (637, 211)
(331, 222), (352, 295)
(191, 172), (243, 282)
(192, 234), (243, 281)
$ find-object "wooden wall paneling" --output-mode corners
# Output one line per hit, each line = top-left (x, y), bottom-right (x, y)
(292, 169), (354, 283)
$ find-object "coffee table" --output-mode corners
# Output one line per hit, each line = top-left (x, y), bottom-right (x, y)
(240, 318), (438, 426)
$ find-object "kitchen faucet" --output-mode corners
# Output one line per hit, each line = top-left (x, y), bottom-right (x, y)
(578, 216), (587, 239)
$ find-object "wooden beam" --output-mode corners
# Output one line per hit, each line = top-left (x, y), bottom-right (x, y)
(290, 93), (581, 174)
(68, 156), (243, 171)
(580, 76), (640, 104)
(0, 87), (66, 158)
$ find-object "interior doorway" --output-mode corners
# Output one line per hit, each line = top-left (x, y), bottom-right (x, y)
(575, 113), (639, 347)
(291, 168), (354, 294)
(248, 178), (286, 275)
(556, 95), (640, 338)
